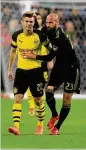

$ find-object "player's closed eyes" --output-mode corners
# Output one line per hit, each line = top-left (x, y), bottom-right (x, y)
(26, 21), (33, 23)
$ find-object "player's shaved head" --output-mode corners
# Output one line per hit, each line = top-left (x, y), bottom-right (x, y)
(46, 13), (59, 22)
(45, 13), (59, 30)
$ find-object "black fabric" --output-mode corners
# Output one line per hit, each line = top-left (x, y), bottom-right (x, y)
(13, 68), (45, 97)
(41, 62), (48, 71)
(55, 106), (71, 130)
(33, 17), (39, 29)
(46, 91), (58, 117)
(36, 49), (56, 62)
(36, 28), (80, 94)
(37, 27), (80, 68)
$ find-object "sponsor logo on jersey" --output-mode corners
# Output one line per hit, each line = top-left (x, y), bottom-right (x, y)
(53, 45), (58, 51)
(34, 39), (40, 45)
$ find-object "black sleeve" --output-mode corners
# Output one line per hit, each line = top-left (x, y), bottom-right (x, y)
(11, 29), (23, 48)
(68, 48), (80, 67)
(34, 29), (52, 52)
(41, 26), (47, 35)
(40, 30), (52, 52)
(36, 49), (56, 61)
(12, 29), (23, 42)
(11, 32), (18, 48)
(33, 17), (39, 29)
(12, 32), (17, 42)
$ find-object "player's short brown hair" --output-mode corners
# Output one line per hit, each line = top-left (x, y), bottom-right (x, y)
(21, 13), (34, 20)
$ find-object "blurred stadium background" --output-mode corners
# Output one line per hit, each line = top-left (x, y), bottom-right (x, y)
(1, 0), (86, 99)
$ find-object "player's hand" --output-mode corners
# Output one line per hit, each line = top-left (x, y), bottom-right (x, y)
(21, 51), (36, 59)
(8, 70), (14, 81)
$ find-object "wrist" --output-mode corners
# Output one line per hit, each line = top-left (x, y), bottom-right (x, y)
(36, 55), (38, 59)
(8, 68), (12, 71)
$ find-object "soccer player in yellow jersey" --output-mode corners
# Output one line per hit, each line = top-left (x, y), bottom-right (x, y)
(8, 13), (51, 135)
(27, 12), (43, 116)
(27, 12), (53, 116)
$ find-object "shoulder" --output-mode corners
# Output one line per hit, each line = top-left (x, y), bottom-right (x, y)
(33, 29), (42, 39)
(33, 29), (47, 42)
(33, 29), (41, 35)
(58, 27), (69, 40)
(12, 29), (23, 42)
(58, 27), (66, 36)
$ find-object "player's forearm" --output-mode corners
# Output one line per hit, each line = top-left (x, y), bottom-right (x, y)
(47, 60), (54, 69)
(36, 50), (56, 61)
(41, 28), (52, 52)
(43, 39), (52, 52)
(8, 48), (16, 70)
(22, 49), (56, 61)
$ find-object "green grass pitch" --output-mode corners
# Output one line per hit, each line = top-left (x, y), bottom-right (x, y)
(1, 99), (86, 149)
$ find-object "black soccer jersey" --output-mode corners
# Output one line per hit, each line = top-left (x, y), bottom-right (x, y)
(37, 27), (79, 69)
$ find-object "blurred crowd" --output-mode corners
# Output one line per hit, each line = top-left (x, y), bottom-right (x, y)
(1, 3), (86, 49)
(33, 6), (86, 49)
(1, 2), (86, 96)
(1, 3), (22, 49)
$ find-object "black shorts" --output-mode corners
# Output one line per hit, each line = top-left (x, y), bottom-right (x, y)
(41, 62), (49, 83)
(13, 68), (45, 97)
(48, 65), (80, 94)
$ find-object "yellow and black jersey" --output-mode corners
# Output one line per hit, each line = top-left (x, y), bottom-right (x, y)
(11, 29), (48, 70)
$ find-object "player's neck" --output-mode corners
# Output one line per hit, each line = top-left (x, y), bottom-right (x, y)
(23, 29), (33, 36)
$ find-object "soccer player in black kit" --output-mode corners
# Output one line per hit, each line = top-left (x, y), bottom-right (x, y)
(22, 13), (80, 135)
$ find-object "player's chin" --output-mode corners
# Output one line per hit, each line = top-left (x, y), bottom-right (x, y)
(46, 27), (51, 31)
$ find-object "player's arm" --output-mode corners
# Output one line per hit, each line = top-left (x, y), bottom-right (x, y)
(47, 60), (54, 70)
(65, 34), (79, 66)
(22, 49), (56, 61)
(41, 36), (52, 52)
(8, 47), (17, 81)
(36, 48), (57, 61)
(40, 27), (53, 52)
(41, 45), (54, 69)
(8, 32), (17, 81)
(8, 47), (17, 71)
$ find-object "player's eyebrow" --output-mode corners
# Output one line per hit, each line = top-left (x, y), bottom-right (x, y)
(25, 20), (33, 23)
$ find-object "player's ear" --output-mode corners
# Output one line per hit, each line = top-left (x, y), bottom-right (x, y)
(21, 15), (24, 24)
(56, 20), (59, 27)
(21, 18), (23, 24)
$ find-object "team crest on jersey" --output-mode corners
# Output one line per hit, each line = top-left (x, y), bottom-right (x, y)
(13, 87), (18, 94)
(53, 45), (58, 51)
(34, 39), (40, 45)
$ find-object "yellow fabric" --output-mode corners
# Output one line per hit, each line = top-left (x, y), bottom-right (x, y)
(27, 89), (35, 108)
(43, 71), (48, 82)
(27, 89), (46, 109)
(12, 103), (22, 129)
(36, 102), (45, 121)
(28, 98), (35, 108)
(12, 40), (17, 47)
(43, 90), (46, 102)
(37, 121), (43, 126)
(12, 32), (48, 70)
